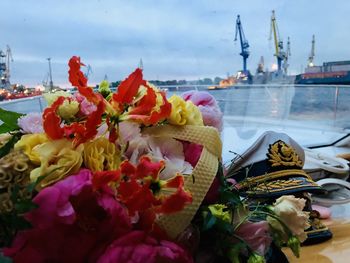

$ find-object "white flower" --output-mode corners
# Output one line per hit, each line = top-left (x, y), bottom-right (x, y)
(267, 195), (310, 242)
(127, 136), (149, 164)
(147, 137), (193, 180)
(17, 112), (44, 134)
(118, 121), (142, 144)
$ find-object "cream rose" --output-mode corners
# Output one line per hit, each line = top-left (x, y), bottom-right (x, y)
(43, 91), (72, 106)
(57, 99), (80, 120)
(267, 195), (310, 242)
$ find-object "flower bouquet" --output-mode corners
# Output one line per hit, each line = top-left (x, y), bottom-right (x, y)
(0, 57), (309, 263)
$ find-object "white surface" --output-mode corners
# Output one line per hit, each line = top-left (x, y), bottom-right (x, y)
(221, 116), (349, 164)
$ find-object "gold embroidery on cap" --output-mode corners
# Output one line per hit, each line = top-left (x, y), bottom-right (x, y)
(239, 169), (311, 188)
(267, 140), (303, 168)
(247, 178), (319, 193)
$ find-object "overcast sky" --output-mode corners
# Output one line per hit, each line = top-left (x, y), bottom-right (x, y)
(2, 0), (350, 87)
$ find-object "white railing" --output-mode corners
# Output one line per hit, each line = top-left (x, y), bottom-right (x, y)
(1, 84), (350, 132)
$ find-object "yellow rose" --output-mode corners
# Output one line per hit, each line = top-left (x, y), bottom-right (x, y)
(83, 137), (121, 172)
(185, 100), (203, 126)
(43, 91), (72, 106)
(14, 134), (48, 164)
(30, 139), (83, 189)
(57, 99), (79, 120)
(168, 95), (187, 125)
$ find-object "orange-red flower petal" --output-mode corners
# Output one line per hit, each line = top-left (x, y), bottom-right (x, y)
(92, 170), (121, 191)
(136, 156), (165, 180)
(43, 96), (66, 140)
(129, 85), (157, 116)
(156, 188), (192, 214)
(68, 56), (87, 88)
(112, 68), (144, 111)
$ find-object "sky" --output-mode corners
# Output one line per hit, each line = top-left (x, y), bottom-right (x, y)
(1, 0), (350, 87)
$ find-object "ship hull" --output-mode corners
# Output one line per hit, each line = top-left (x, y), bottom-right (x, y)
(295, 71), (350, 85)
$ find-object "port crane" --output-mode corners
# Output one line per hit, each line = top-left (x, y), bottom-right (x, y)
(234, 15), (250, 74)
(46, 58), (54, 92)
(283, 37), (291, 74)
(308, 35), (315, 67)
(84, 64), (92, 79)
(269, 10), (287, 72)
(0, 45), (13, 90)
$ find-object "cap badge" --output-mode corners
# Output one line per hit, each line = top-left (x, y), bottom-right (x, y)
(267, 140), (303, 168)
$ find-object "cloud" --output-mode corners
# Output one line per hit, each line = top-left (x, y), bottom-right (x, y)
(1, 0), (350, 86)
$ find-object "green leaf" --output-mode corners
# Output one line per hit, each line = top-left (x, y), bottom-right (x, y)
(0, 123), (14, 134)
(0, 108), (24, 131)
(202, 211), (217, 231)
(15, 199), (38, 214)
(227, 244), (245, 263)
(215, 218), (234, 234)
(0, 253), (12, 263)
(220, 189), (241, 206)
(0, 133), (22, 158)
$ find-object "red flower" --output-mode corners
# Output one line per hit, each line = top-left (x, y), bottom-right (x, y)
(146, 91), (172, 124)
(68, 56), (102, 105)
(42, 57), (106, 146)
(128, 89), (172, 125)
(112, 68), (145, 111)
(42, 96), (66, 140)
(128, 84), (157, 116)
(92, 170), (121, 191)
(68, 56), (87, 88)
(117, 156), (192, 230)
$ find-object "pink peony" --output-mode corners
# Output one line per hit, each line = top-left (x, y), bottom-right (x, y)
(74, 92), (97, 115)
(182, 91), (217, 108)
(235, 221), (272, 256)
(3, 169), (131, 263)
(97, 230), (193, 263)
(181, 91), (223, 131)
(148, 137), (193, 179)
(182, 141), (203, 167)
(17, 112), (44, 134)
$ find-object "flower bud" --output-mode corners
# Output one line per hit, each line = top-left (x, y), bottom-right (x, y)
(287, 236), (301, 258)
(247, 253), (265, 263)
(99, 80), (111, 98)
(208, 204), (231, 223)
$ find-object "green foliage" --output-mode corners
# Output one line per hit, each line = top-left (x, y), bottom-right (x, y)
(217, 162), (241, 206)
(0, 253), (12, 263)
(0, 132), (22, 159)
(202, 211), (217, 231)
(0, 108), (24, 133)
(0, 165), (60, 246)
(0, 190), (34, 246)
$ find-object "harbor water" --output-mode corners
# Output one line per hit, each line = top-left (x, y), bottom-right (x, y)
(1, 84), (350, 131)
